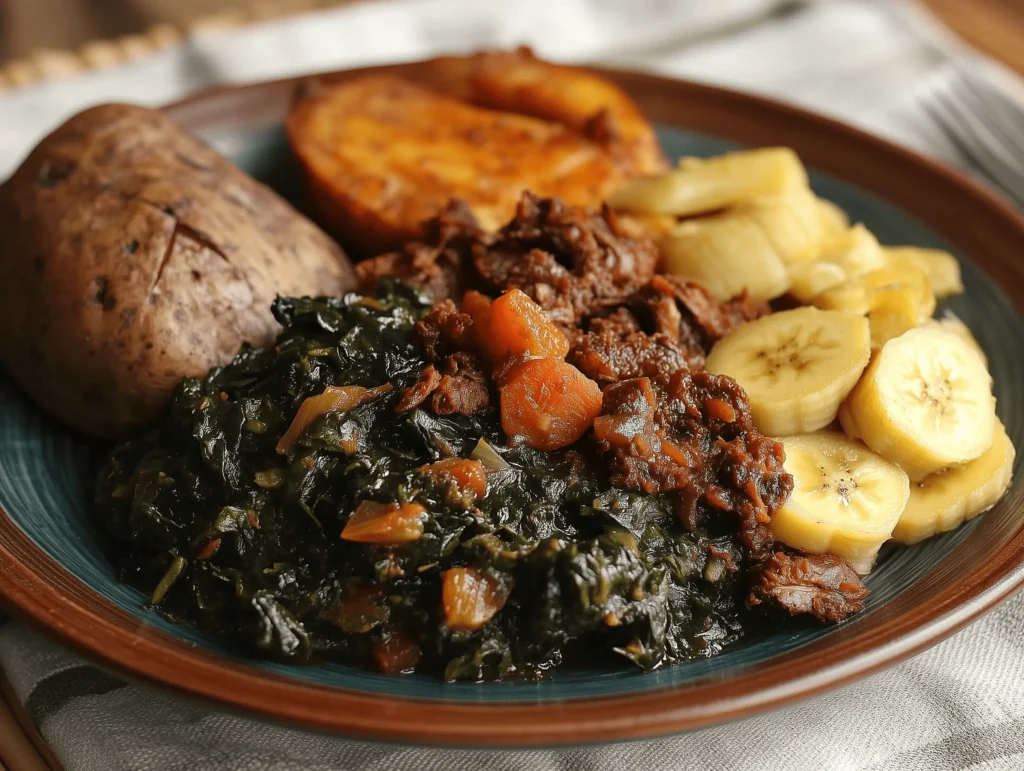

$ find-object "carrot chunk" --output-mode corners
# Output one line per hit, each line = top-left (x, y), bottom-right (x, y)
(374, 630), (422, 675)
(196, 538), (221, 561)
(500, 358), (602, 451)
(473, 288), (569, 362)
(326, 584), (387, 633)
(419, 458), (487, 500)
(441, 567), (507, 631)
(277, 384), (391, 454)
(341, 500), (427, 544)
(461, 290), (493, 323)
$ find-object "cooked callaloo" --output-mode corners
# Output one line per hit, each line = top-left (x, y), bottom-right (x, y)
(85, 110), (1012, 680)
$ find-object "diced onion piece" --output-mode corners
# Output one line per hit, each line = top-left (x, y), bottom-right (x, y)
(277, 384), (391, 454)
(470, 437), (510, 471)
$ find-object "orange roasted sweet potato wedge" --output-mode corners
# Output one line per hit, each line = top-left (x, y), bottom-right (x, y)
(286, 49), (666, 256)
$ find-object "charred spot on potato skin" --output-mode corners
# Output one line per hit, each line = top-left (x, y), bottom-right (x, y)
(124, 240), (140, 255)
(191, 270), (202, 281)
(37, 159), (75, 189)
(92, 276), (117, 311)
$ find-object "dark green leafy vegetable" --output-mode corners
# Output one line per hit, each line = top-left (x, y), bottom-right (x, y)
(94, 279), (761, 680)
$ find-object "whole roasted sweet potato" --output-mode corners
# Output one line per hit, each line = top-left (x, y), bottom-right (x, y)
(0, 104), (357, 439)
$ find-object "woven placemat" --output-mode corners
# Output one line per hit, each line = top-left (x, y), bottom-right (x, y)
(0, 0), (362, 91)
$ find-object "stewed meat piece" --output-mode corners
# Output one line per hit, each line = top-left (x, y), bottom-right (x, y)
(748, 551), (869, 623)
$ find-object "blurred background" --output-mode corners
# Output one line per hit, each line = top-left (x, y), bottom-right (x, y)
(1, 0), (1023, 76)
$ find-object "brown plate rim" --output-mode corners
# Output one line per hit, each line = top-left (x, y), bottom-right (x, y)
(1, 60), (1024, 746)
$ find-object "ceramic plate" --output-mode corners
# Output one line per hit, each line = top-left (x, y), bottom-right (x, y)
(1, 62), (1023, 746)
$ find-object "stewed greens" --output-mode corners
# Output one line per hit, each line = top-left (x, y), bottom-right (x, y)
(94, 280), (765, 679)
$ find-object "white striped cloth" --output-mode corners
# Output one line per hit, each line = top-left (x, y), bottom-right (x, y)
(2, 1), (1024, 769)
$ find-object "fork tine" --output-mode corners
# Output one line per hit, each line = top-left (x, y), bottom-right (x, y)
(925, 78), (1024, 208)
(935, 79), (1024, 173)
(947, 68), (1024, 160)
(924, 107), (1024, 209)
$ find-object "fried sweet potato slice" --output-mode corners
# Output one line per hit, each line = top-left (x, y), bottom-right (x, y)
(416, 49), (665, 176)
(286, 51), (666, 256)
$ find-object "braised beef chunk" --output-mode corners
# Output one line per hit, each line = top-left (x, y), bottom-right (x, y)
(628, 276), (768, 364)
(595, 370), (791, 561)
(413, 299), (476, 361)
(659, 369), (754, 439)
(593, 378), (680, 494)
(589, 307), (642, 336)
(399, 298), (492, 417)
(430, 352), (491, 416)
(748, 552), (869, 622)
(356, 201), (483, 302)
(397, 356), (491, 416)
(712, 433), (791, 560)
(473, 193), (660, 325)
(396, 364), (442, 414)
(569, 328), (694, 388)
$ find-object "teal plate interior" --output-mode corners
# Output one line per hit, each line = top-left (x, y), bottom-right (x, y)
(0, 123), (1022, 706)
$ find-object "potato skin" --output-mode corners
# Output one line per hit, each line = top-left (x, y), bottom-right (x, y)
(0, 104), (357, 439)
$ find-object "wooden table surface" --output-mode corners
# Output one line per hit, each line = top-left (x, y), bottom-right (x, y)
(922, 0), (1024, 73)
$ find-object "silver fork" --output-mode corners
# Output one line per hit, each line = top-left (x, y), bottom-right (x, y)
(922, 62), (1024, 209)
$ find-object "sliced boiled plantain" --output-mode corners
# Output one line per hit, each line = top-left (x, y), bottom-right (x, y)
(926, 310), (987, 366)
(734, 186), (825, 265)
(813, 264), (937, 347)
(771, 431), (910, 574)
(817, 198), (849, 239)
(788, 260), (848, 304)
(865, 282), (923, 349)
(661, 186), (825, 300)
(839, 324), (997, 480)
(814, 264), (934, 317)
(818, 224), (886, 278)
(892, 418), (1015, 544)
(610, 147), (807, 216)
(883, 246), (964, 299)
(705, 307), (870, 435)
(661, 215), (791, 302)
